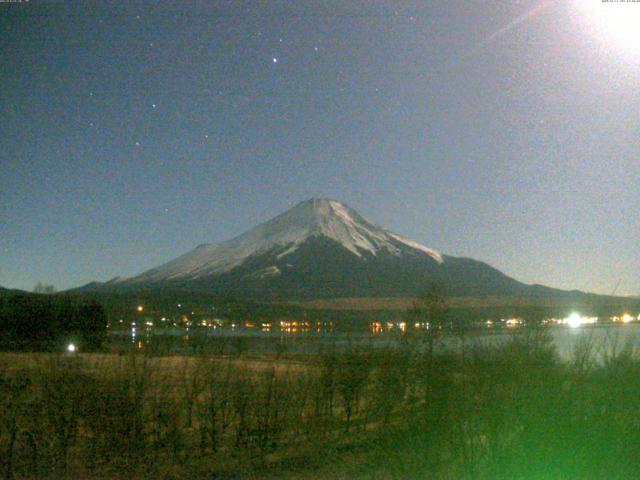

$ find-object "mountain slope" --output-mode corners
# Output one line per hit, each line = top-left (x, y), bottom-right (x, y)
(78, 199), (600, 302)
(123, 198), (442, 286)
(0, 286), (30, 297)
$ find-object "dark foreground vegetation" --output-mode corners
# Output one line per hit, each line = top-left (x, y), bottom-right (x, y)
(1, 329), (639, 479)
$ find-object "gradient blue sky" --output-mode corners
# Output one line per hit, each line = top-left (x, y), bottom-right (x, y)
(1, 1), (639, 295)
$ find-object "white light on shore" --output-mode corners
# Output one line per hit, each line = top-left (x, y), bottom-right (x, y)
(564, 313), (598, 328)
(566, 313), (583, 329)
(67, 343), (77, 353)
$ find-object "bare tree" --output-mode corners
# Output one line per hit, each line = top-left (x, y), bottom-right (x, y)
(407, 283), (450, 358)
(33, 283), (56, 294)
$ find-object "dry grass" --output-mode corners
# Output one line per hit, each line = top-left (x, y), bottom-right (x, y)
(2, 332), (640, 479)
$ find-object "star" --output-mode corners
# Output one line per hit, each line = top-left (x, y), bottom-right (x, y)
(149, 42), (154, 47)
(314, 46), (319, 52)
(135, 141), (141, 147)
(272, 57), (278, 64)
(152, 103), (157, 109)
(204, 134), (209, 139)
(89, 92), (94, 97)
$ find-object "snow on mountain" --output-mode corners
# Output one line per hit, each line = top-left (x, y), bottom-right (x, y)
(127, 199), (442, 284)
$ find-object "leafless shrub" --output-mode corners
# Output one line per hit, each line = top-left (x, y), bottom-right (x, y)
(197, 360), (235, 453)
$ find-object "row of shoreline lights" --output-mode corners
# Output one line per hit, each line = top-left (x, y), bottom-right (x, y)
(134, 305), (638, 331)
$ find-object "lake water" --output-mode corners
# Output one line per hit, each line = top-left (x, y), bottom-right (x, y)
(448, 323), (640, 362)
(109, 322), (640, 361)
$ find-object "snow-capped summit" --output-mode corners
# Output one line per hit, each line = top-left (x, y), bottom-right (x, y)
(250, 198), (442, 261)
(127, 199), (442, 284)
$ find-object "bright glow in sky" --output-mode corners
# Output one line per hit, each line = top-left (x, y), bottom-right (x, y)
(575, 0), (640, 55)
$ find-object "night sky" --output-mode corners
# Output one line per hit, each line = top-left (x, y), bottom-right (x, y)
(1, 1), (639, 295)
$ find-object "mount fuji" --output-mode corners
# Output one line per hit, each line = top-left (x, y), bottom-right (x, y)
(80, 199), (595, 302)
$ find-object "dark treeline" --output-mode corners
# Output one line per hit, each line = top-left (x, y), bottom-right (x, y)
(0, 294), (107, 351)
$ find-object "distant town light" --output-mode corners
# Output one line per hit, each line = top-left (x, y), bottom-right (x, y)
(137, 305), (144, 312)
(622, 313), (633, 324)
(67, 343), (76, 353)
(506, 318), (522, 328)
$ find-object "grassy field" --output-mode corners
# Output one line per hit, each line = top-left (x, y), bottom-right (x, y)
(2, 330), (640, 479)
